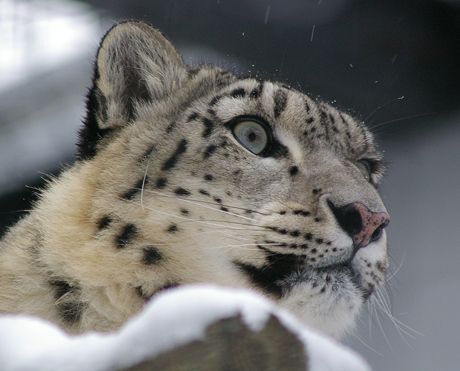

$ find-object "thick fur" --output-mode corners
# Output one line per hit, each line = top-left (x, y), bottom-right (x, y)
(0, 21), (389, 338)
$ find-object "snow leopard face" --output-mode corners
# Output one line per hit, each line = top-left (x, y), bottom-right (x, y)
(0, 21), (389, 338)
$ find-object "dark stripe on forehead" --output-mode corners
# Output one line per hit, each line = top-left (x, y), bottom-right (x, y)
(274, 88), (288, 118)
(161, 139), (187, 171)
(231, 88), (246, 98)
(202, 118), (214, 138)
(250, 82), (263, 99)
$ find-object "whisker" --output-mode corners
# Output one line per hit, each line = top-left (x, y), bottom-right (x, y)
(140, 188), (283, 216)
(371, 111), (436, 130)
(127, 200), (267, 232)
(140, 161), (150, 212)
(139, 189), (263, 220)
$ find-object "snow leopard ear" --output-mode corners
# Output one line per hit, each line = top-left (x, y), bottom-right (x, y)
(78, 21), (187, 160)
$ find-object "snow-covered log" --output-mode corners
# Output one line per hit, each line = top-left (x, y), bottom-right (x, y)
(0, 285), (370, 371)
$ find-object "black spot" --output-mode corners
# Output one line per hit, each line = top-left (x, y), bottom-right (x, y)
(199, 189), (210, 196)
(376, 261), (387, 273)
(278, 229), (288, 235)
(231, 88), (246, 98)
(289, 166), (299, 176)
(204, 174), (213, 181)
(314, 217), (321, 223)
(293, 210), (310, 217)
(220, 206), (229, 212)
(305, 101), (311, 113)
(250, 83), (263, 99)
(156, 177), (168, 189)
(213, 197), (222, 203)
(161, 139), (187, 171)
(234, 252), (302, 298)
(203, 144), (217, 158)
(304, 233), (313, 241)
(97, 215), (112, 231)
(316, 238), (324, 244)
(279, 211), (286, 215)
(187, 112), (199, 122)
(143, 247), (163, 265)
(135, 286), (152, 301)
(187, 66), (200, 78)
(202, 118), (214, 138)
(49, 279), (83, 325)
(273, 89), (288, 118)
(141, 145), (155, 161)
(312, 188), (322, 195)
(122, 178), (147, 200)
(310, 127), (317, 133)
(50, 279), (73, 302)
(116, 224), (137, 248)
(167, 224), (178, 233)
(320, 110), (328, 125)
(175, 188), (191, 196)
(210, 95), (221, 106)
(166, 122), (176, 133)
(180, 208), (189, 215)
(290, 230), (301, 237)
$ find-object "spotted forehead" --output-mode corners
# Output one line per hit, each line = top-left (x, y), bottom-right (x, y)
(207, 78), (374, 159)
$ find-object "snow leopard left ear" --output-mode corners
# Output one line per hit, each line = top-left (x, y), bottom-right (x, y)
(78, 21), (187, 160)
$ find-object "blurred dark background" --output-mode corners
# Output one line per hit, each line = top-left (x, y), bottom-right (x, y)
(1, 1), (459, 370)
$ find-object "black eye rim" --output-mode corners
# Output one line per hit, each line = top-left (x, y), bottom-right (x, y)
(227, 116), (274, 156)
(356, 159), (374, 181)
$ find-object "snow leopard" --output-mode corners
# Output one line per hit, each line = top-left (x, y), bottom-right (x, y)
(0, 21), (390, 339)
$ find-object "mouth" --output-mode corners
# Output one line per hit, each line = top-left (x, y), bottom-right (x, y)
(236, 251), (371, 301)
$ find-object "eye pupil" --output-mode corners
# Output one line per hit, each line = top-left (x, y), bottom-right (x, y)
(232, 119), (270, 155)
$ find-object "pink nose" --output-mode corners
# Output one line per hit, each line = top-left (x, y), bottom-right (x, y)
(328, 201), (390, 250)
(349, 203), (390, 248)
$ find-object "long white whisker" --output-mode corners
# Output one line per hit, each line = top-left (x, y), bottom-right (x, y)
(140, 162), (149, 212)
(140, 189), (258, 221)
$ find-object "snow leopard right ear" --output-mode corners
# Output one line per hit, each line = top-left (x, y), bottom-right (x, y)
(78, 21), (187, 160)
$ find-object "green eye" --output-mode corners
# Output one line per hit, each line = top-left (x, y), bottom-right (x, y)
(233, 120), (269, 155)
(356, 160), (371, 182)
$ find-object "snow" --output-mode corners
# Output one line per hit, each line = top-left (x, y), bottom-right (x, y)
(0, 285), (371, 371)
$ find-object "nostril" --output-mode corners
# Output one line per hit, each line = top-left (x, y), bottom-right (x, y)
(370, 219), (389, 243)
(327, 200), (363, 237)
(370, 225), (383, 242)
